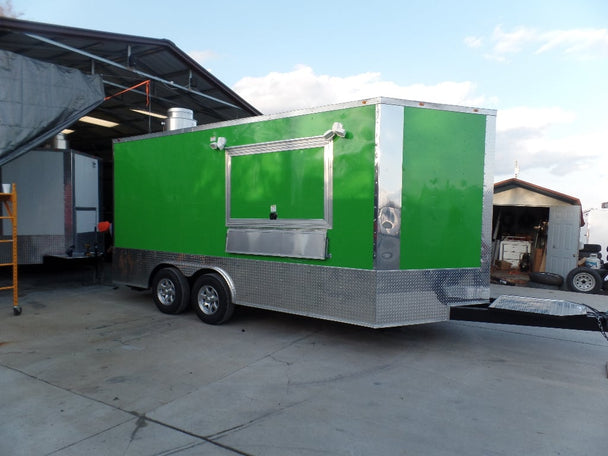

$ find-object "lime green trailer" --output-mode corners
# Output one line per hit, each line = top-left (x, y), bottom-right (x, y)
(113, 97), (496, 327)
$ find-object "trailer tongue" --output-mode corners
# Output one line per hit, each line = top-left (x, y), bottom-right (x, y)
(451, 295), (608, 338)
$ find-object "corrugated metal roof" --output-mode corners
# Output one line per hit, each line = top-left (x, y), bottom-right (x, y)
(0, 17), (261, 158)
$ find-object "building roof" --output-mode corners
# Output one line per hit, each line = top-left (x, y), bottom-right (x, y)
(494, 178), (584, 226)
(0, 17), (261, 158)
(494, 178), (582, 206)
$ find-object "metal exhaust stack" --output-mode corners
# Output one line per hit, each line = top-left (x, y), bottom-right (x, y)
(166, 108), (196, 131)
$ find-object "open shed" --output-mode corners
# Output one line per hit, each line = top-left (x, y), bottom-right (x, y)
(492, 178), (583, 284)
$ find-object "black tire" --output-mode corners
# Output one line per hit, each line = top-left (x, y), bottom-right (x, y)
(191, 273), (234, 325)
(566, 267), (602, 294)
(528, 271), (563, 286)
(527, 281), (559, 290)
(151, 267), (190, 314)
(583, 244), (601, 253)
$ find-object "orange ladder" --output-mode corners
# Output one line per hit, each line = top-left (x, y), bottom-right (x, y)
(0, 183), (20, 315)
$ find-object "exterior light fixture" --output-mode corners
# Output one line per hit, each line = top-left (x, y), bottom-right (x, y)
(210, 136), (227, 150)
(323, 122), (346, 140)
(79, 115), (119, 128)
(130, 109), (167, 119)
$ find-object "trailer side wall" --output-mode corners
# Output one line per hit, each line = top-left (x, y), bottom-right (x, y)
(114, 105), (377, 269)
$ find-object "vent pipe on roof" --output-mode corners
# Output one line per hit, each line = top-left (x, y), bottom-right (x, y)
(166, 108), (197, 131)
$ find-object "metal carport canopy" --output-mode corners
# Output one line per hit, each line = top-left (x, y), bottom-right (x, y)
(0, 17), (261, 160)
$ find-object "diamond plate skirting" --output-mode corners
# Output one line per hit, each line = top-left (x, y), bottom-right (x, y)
(0, 233), (101, 264)
(114, 248), (489, 328)
(0, 235), (66, 264)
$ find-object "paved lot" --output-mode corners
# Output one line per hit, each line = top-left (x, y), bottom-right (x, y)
(1, 264), (607, 455)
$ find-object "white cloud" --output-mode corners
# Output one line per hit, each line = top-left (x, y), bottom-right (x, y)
(494, 106), (607, 193)
(494, 110), (608, 208)
(497, 106), (576, 132)
(492, 25), (537, 56)
(536, 28), (608, 59)
(233, 65), (487, 114)
(231, 65), (606, 209)
(475, 25), (608, 62)
(464, 36), (483, 48)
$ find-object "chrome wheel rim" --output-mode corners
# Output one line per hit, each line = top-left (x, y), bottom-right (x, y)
(157, 278), (176, 306)
(197, 285), (219, 315)
(573, 272), (596, 292)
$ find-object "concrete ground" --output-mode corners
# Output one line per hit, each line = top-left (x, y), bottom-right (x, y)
(1, 264), (607, 456)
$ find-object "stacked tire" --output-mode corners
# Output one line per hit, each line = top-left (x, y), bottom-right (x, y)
(579, 243), (602, 260)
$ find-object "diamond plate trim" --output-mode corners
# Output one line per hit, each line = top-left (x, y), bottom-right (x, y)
(0, 234), (66, 264)
(115, 248), (488, 327)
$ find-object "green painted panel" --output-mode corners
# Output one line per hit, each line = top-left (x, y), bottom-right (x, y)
(230, 147), (325, 220)
(114, 104), (377, 269)
(400, 108), (486, 269)
(114, 133), (227, 256)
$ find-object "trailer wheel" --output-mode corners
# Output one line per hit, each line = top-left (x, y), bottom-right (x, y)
(191, 273), (234, 325)
(566, 267), (602, 294)
(151, 267), (190, 314)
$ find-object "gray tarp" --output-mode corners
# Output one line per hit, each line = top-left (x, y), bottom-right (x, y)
(0, 50), (104, 165)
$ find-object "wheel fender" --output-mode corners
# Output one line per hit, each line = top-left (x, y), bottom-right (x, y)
(207, 267), (236, 303)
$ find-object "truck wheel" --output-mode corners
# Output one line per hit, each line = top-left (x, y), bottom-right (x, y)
(191, 273), (234, 325)
(566, 267), (602, 294)
(152, 267), (190, 314)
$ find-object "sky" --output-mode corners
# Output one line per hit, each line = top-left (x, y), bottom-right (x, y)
(9, 0), (608, 211)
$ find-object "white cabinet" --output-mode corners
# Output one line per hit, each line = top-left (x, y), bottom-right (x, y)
(499, 238), (531, 267)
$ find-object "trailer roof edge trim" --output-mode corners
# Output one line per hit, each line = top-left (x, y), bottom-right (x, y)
(114, 97), (497, 144)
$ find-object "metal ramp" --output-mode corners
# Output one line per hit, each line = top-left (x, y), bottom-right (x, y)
(490, 295), (587, 316)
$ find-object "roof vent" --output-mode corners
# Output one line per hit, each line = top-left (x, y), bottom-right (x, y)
(166, 108), (197, 131)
